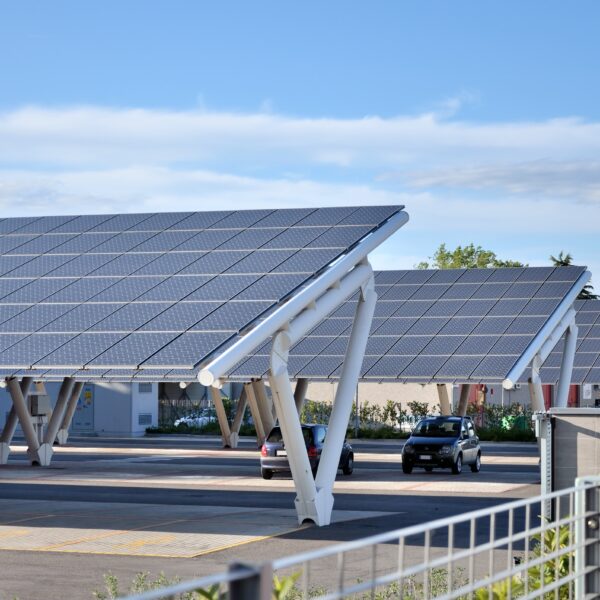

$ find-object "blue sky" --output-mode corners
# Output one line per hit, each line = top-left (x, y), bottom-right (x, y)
(0, 1), (599, 281)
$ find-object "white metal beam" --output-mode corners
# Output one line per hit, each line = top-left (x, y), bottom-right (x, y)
(244, 382), (266, 446)
(36, 377), (75, 465)
(456, 384), (471, 416)
(555, 319), (578, 408)
(313, 275), (376, 520)
(252, 380), (275, 437)
(210, 386), (235, 448)
(0, 377), (33, 464)
(528, 354), (546, 412)
(198, 210), (409, 387)
(56, 381), (85, 445)
(228, 387), (248, 448)
(294, 378), (309, 414)
(436, 384), (451, 416)
(7, 377), (43, 465)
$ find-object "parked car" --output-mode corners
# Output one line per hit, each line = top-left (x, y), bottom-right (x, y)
(260, 424), (354, 479)
(401, 416), (481, 475)
(174, 409), (215, 428)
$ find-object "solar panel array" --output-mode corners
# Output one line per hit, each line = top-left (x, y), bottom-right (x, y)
(0, 206), (403, 380)
(229, 266), (587, 384)
(527, 299), (600, 385)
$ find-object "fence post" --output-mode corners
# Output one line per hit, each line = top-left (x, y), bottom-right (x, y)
(229, 562), (272, 600)
(584, 484), (600, 596)
(575, 478), (600, 598)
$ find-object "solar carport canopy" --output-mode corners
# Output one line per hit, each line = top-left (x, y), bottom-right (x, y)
(0, 206), (403, 378)
(229, 266), (588, 384)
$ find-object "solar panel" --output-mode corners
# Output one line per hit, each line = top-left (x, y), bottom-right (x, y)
(233, 274), (308, 301)
(271, 248), (342, 273)
(229, 266), (587, 384)
(6, 234), (77, 255)
(35, 333), (127, 367)
(140, 331), (234, 368)
(136, 276), (212, 302)
(0, 206), (404, 377)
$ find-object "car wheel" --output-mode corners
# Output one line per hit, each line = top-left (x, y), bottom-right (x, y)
(470, 452), (481, 473)
(402, 462), (413, 474)
(342, 454), (354, 475)
(451, 453), (462, 475)
(424, 466), (433, 472)
(261, 468), (273, 480)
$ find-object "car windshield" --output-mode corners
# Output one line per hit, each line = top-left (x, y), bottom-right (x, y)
(412, 419), (461, 438)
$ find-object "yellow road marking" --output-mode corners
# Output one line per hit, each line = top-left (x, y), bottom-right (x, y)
(115, 534), (178, 550)
(36, 518), (188, 551)
(0, 528), (30, 539)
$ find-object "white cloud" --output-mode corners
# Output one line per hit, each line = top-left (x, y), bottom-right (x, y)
(402, 160), (600, 202)
(2, 106), (600, 175)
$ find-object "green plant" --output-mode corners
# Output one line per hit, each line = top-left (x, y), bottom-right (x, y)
(272, 572), (300, 599)
(407, 400), (430, 421)
(527, 520), (572, 598)
(94, 572), (186, 599)
(473, 519), (573, 599)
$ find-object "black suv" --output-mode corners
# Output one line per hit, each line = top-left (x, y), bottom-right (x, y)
(260, 424), (354, 479)
(401, 416), (481, 475)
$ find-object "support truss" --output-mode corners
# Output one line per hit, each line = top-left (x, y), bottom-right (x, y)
(436, 384), (451, 416)
(2, 377), (83, 466)
(211, 385), (254, 449)
(56, 381), (85, 445)
(525, 308), (578, 411)
(294, 378), (309, 414)
(456, 384), (471, 417)
(0, 377), (33, 464)
(269, 261), (376, 526)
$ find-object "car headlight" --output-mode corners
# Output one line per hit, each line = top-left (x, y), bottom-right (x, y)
(439, 445), (453, 455)
(403, 444), (415, 454)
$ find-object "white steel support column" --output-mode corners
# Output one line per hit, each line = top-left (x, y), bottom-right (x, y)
(56, 381), (84, 445)
(6, 377), (43, 465)
(269, 261), (376, 526)
(294, 378), (309, 414)
(270, 341), (320, 524)
(314, 276), (376, 520)
(555, 319), (578, 408)
(252, 380), (275, 436)
(228, 387), (248, 448)
(37, 377), (75, 466)
(528, 354), (546, 413)
(436, 384), (451, 416)
(456, 384), (471, 416)
(243, 382), (266, 446)
(210, 387), (235, 448)
(0, 377), (33, 464)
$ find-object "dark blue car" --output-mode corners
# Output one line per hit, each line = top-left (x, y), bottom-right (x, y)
(260, 424), (354, 479)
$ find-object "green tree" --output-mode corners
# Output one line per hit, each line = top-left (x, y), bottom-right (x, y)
(550, 251), (597, 299)
(416, 243), (526, 270)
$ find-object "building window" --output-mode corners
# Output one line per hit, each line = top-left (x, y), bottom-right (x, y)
(138, 413), (152, 426)
(138, 383), (152, 394)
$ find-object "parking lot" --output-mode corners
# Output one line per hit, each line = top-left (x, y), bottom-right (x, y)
(0, 435), (540, 599)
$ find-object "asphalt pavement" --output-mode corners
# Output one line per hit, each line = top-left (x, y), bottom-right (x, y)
(0, 435), (540, 600)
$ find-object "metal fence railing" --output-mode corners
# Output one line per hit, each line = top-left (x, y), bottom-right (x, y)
(123, 477), (600, 600)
